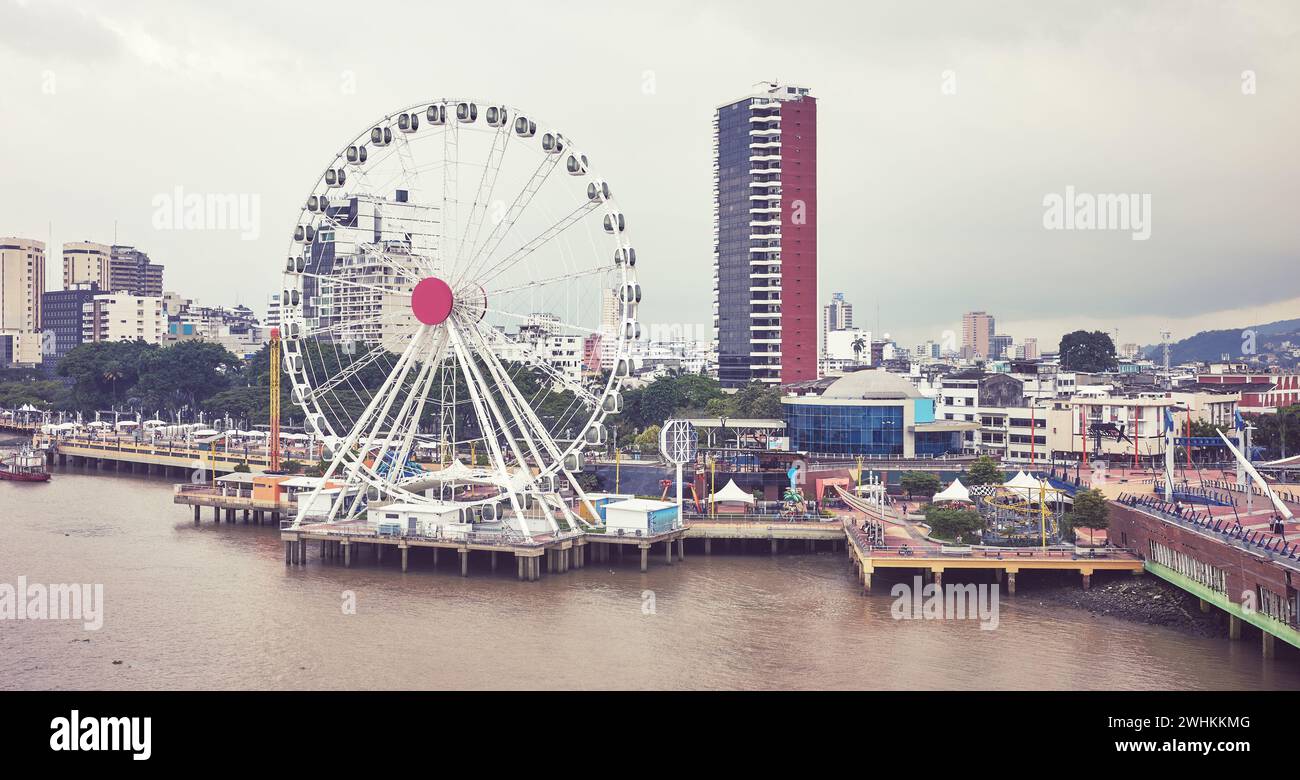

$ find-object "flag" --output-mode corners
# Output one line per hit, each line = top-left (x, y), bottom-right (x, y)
(1164, 408), (1176, 433)
(1234, 410), (1245, 430)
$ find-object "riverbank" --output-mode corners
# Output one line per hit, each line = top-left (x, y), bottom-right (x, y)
(1019, 571), (1227, 638)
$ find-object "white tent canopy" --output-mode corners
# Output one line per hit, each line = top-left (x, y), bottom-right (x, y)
(932, 478), (972, 504)
(709, 479), (755, 505)
(1004, 471), (1036, 489)
(1002, 471), (1072, 503)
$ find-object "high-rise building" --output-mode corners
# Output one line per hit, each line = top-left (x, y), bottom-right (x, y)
(1022, 337), (1040, 361)
(990, 334), (1013, 360)
(713, 82), (817, 387)
(822, 291), (853, 357)
(961, 311), (995, 359)
(41, 282), (100, 372)
(0, 238), (45, 335)
(63, 241), (112, 290)
(108, 245), (164, 297)
(598, 287), (621, 369)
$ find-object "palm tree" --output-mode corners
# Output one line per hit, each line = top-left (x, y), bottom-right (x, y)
(851, 336), (867, 364)
(101, 362), (125, 405)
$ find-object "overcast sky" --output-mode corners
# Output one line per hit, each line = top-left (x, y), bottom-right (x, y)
(2, 0), (1297, 349)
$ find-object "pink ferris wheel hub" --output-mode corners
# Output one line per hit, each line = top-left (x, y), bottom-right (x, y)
(411, 277), (455, 325)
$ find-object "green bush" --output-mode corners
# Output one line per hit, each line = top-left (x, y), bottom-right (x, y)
(923, 505), (985, 544)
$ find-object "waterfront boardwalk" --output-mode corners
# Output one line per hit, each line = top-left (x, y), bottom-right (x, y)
(1100, 470), (1300, 655)
(36, 434), (279, 475)
(841, 502), (1144, 593)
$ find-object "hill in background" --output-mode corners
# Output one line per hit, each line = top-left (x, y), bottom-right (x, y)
(1141, 318), (1300, 365)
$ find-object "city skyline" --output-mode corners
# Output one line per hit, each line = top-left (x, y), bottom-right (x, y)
(1, 1), (1297, 350)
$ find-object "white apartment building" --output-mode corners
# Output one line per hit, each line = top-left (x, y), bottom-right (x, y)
(82, 294), (166, 344)
(266, 292), (282, 331)
(326, 246), (419, 352)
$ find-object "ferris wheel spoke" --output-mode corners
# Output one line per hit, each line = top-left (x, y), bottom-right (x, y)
(477, 306), (601, 337)
(336, 325), (433, 518)
(468, 325), (568, 464)
(444, 319), (533, 531)
(465, 326), (570, 529)
(484, 265), (611, 296)
(300, 309), (411, 341)
(476, 324), (600, 407)
(294, 323), (428, 526)
(456, 125), (511, 271)
(299, 342), (391, 406)
(442, 122), (460, 279)
(470, 326), (597, 527)
(453, 153), (563, 286)
(363, 327), (447, 492)
(354, 244), (426, 285)
(469, 201), (600, 289)
(299, 271), (410, 298)
(389, 331), (449, 485)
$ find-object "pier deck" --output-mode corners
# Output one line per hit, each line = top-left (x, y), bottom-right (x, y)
(281, 521), (689, 579)
(842, 506), (1143, 592)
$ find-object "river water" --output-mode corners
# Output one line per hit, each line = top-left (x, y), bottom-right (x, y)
(2, 465), (1298, 690)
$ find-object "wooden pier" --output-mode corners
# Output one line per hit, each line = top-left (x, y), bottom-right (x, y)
(844, 515), (1144, 592)
(281, 523), (690, 580)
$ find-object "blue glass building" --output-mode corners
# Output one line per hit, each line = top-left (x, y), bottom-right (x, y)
(783, 370), (972, 457)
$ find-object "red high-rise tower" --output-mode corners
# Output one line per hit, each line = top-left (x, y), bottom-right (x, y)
(713, 83), (817, 388)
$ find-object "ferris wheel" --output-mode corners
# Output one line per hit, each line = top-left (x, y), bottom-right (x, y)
(280, 99), (639, 539)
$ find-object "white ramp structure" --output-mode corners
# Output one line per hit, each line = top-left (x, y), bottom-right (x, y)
(281, 100), (637, 540)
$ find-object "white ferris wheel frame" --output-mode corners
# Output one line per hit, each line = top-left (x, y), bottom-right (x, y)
(278, 98), (639, 537)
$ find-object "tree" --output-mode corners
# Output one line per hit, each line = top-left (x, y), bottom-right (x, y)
(1059, 330), (1118, 372)
(0, 379), (66, 409)
(1253, 407), (1300, 459)
(1071, 487), (1110, 545)
(923, 505), (984, 543)
(635, 424), (661, 456)
(57, 340), (158, 411)
(134, 341), (241, 413)
(851, 335), (867, 364)
(965, 455), (1005, 486)
(900, 471), (941, 500)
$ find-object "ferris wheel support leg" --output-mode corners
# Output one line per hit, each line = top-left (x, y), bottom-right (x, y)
(458, 332), (563, 535)
(444, 320), (533, 537)
(337, 326), (432, 520)
(388, 329), (449, 486)
(365, 327), (447, 499)
(465, 324), (579, 533)
(471, 325), (598, 530)
(296, 326), (428, 527)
